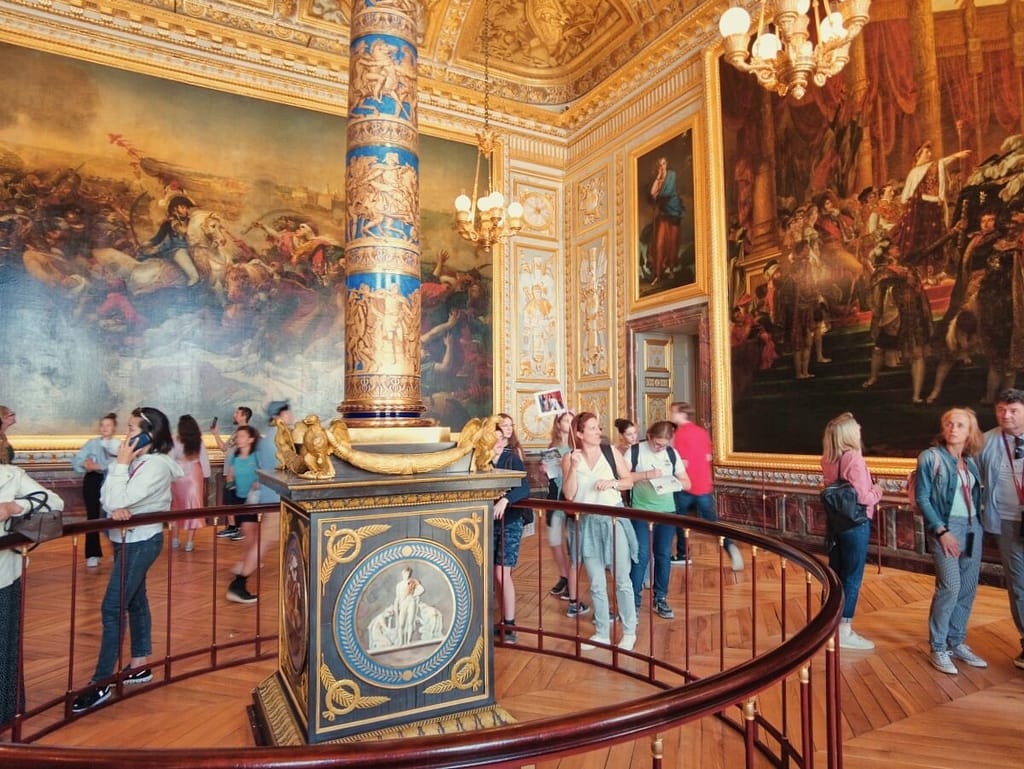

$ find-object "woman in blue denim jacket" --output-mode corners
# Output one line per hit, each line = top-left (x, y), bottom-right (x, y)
(913, 407), (987, 675)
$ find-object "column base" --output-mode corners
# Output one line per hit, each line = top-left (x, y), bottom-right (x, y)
(250, 672), (517, 746)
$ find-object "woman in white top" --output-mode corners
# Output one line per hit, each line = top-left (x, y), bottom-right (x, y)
(545, 411), (590, 616)
(1, 465), (65, 725)
(72, 406), (183, 714)
(561, 412), (638, 651)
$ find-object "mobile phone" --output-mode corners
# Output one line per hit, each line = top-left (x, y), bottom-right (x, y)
(965, 531), (975, 558)
(210, 416), (218, 430)
(130, 431), (153, 451)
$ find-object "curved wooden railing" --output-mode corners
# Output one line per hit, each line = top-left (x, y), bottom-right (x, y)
(0, 496), (844, 769)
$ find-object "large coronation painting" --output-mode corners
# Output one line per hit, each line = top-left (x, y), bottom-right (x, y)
(721, 2), (1024, 459)
(0, 43), (491, 436)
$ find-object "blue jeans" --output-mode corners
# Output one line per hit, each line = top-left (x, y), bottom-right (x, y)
(93, 533), (164, 682)
(630, 519), (674, 604)
(674, 491), (733, 555)
(829, 519), (870, 619)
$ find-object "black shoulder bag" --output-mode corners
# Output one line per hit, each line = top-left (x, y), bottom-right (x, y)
(820, 454), (868, 533)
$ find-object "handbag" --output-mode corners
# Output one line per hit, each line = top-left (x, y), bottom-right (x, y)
(820, 479), (868, 531)
(10, 490), (63, 546)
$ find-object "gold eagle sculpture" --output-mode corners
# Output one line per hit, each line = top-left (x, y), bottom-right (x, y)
(271, 414), (502, 477)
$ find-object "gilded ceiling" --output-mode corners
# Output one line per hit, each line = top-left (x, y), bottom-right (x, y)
(0, 0), (704, 108)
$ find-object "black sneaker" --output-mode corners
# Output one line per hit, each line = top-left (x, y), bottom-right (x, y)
(493, 622), (518, 644)
(122, 667), (153, 685)
(670, 554), (692, 566)
(71, 685), (111, 714)
(566, 600), (591, 618)
(229, 530), (245, 542)
(227, 579), (258, 604)
(654, 598), (675, 619)
(1014, 650), (1024, 670)
(216, 525), (239, 539)
(548, 576), (569, 598)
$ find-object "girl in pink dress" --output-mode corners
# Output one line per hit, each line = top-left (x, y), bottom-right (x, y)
(170, 415), (205, 551)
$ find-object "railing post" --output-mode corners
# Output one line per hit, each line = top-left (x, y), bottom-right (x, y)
(743, 697), (758, 769)
(682, 525), (691, 671)
(800, 663), (813, 769)
(750, 544), (758, 657)
(825, 633), (842, 769)
(719, 535), (726, 671)
(650, 733), (663, 769)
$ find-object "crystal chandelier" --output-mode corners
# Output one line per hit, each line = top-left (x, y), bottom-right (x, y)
(453, 0), (523, 249)
(719, 0), (871, 100)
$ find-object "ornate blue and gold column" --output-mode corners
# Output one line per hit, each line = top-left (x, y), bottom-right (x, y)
(341, 0), (426, 425)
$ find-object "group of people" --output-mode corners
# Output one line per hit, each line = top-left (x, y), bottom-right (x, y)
(493, 402), (743, 651)
(0, 399), (291, 722)
(736, 138), (1024, 407)
(822, 390), (1024, 674)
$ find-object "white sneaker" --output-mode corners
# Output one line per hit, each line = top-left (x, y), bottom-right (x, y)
(581, 633), (610, 651)
(618, 633), (637, 651)
(838, 626), (875, 650)
(726, 543), (744, 572)
(930, 649), (958, 675)
(950, 643), (988, 668)
(85, 557), (100, 568)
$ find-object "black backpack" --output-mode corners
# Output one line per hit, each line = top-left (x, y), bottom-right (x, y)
(628, 442), (678, 475)
(628, 442), (678, 505)
(820, 454), (868, 533)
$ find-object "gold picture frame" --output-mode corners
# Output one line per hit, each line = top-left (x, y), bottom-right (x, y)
(629, 114), (708, 312)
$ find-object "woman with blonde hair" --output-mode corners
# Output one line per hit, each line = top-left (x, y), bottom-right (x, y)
(544, 411), (590, 617)
(914, 407), (986, 674)
(821, 412), (883, 650)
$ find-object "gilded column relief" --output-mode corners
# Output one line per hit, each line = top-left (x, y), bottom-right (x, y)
(576, 169), (607, 230)
(516, 249), (559, 379)
(342, 0), (426, 421)
(577, 237), (609, 378)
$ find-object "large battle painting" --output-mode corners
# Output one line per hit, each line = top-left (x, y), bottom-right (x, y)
(0, 43), (490, 435)
(721, 2), (1024, 458)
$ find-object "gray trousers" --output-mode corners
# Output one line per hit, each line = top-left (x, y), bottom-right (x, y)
(928, 515), (983, 652)
(996, 517), (1024, 649)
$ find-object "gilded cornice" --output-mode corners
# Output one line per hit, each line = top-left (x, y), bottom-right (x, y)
(561, 1), (725, 133)
(0, 0), (735, 116)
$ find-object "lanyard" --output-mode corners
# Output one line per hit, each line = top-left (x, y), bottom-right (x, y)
(955, 463), (973, 522)
(1000, 434), (1024, 504)
(128, 456), (147, 480)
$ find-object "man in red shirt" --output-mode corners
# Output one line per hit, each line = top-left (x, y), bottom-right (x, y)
(669, 402), (744, 571)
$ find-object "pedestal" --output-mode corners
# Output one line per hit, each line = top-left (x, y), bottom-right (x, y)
(252, 448), (521, 744)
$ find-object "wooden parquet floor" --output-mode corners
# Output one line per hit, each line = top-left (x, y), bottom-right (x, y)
(18, 530), (1024, 768)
